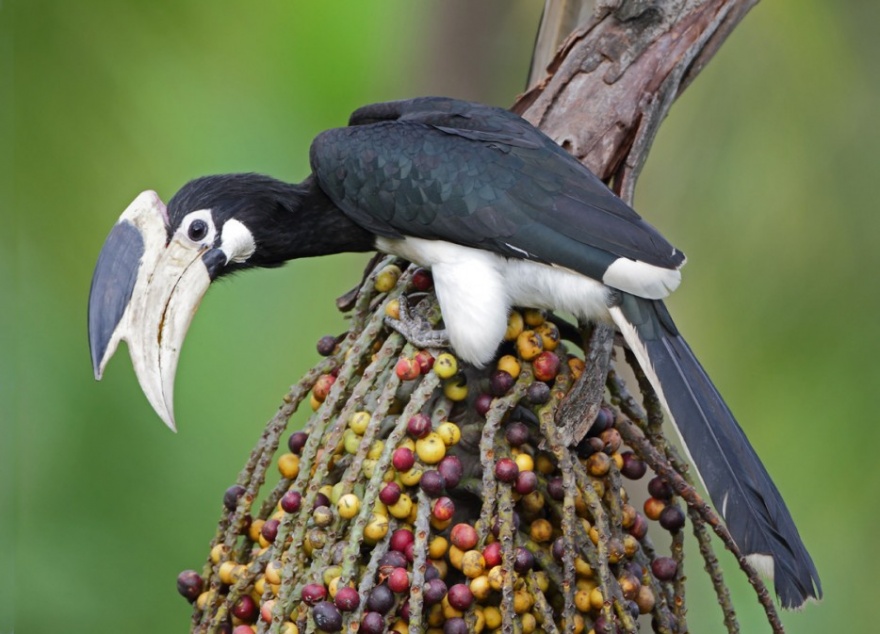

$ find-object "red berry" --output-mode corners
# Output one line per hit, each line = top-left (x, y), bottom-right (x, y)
(515, 470), (538, 495)
(261, 519), (279, 543)
(406, 413), (432, 439)
(494, 458), (519, 483)
(379, 482), (402, 506)
(390, 528), (415, 553)
(392, 447), (415, 472)
(412, 268), (433, 291)
(446, 584), (474, 611)
(483, 542), (502, 568)
(388, 567), (410, 593)
(450, 523), (478, 550)
(360, 612), (385, 634)
(334, 587), (360, 612)
(414, 350), (435, 373)
(432, 497), (455, 521)
(281, 490), (302, 513)
(302, 583), (328, 606)
(395, 357), (421, 380)
(532, 351), (561, 381)
(232, 595), (258, 622)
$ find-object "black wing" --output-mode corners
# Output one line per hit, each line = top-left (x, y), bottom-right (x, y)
(311, 98), (685, 284)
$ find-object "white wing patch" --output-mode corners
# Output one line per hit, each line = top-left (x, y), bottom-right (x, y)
(603, 257), (681, 299)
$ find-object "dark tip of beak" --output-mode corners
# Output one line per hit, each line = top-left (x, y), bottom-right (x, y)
(202, 249), (227, 280)
(88, 220), (144, 378)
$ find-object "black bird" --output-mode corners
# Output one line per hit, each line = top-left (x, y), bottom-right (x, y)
(88, 97), (820, 608)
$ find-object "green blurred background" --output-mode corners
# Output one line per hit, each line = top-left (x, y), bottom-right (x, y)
(3, 1), (875, 631)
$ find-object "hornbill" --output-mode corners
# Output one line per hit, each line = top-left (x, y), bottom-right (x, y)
(88, 97), (820, 608)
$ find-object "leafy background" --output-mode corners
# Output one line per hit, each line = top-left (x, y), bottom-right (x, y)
(3, 1), (875, 631)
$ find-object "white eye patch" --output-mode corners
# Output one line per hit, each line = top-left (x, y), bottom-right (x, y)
(179, 209), (217, 248)
(220, 218), (256, 264)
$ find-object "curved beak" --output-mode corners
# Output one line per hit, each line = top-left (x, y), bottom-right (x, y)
(88, 191), (219, 431)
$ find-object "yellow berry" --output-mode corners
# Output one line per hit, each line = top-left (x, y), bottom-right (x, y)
(428, 536), (448, 559)
(535, 321), (560, 351)
(461, 550), (486, 579)
(248, 520), (265, 543)
(349, 411), (371, 434)
(568, 356), (585, 380)
(516, 330), (543, 360)
(343, 429), (362, 455)
(398, 465), (424, 487)
(433, 353), (458, 378)
(210, 543), (228, 564)
(504, 311), (524, 341)
(487, 565), (506, 591)
(496, 354), (521, 378)
(484, 605), (502, 629)
(265, 560), (283, 585)
(374, 264), (402, 292)
(363, 514), (390, 543)
(514, 452), (534, 473)
(435, 422), (461, 447)
(443, 376), (468, 401)
(385, 298), (401, 319)
(277, 453), (300, 479)
(367, 440), (384, 460)
(337, 493), (360, 519)
(470, 575), (492, 600)
(416, 432), (447, 464)
(388, 493), (414, 519)
(523, 308), (546, 327)
(530, 518), (553, 542)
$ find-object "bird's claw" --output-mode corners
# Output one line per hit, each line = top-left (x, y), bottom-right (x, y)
(385, 296), (450, 349)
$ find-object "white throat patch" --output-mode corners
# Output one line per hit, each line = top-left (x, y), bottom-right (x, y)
(221, 218), (256, 264)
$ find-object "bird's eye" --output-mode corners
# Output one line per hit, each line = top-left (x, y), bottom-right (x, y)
(188, 219), (209, 242)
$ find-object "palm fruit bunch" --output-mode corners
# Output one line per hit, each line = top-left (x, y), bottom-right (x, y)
(178, 258), (770, 634)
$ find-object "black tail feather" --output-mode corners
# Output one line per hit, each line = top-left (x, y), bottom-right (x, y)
(610, 295), (821, 609)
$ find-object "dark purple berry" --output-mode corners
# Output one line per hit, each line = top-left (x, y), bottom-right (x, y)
(659, 505), (686, 532)
(652, 556), (678, 581)
(505, 421), (530, 447)
(316, 335), (338, 357)
(288, 431), (308, 454)
(628, 513), (649, 540)
(552, 536), (566, 562)
(312, 601), (342, 632)
(260, 519), (279, 544)
(589, 406), (614, 435)
(419, 469), (446, 497)
(514, 546), (535, 573)
(176, 570), (203, 603)
(223, 485), (246, 512)
(547, 476), (564, 500)
(474, 392), (494, 417)
(489, 370), (514, 396)
(379, 550), (408, 569)
(314, 492), (331, 508)
(526, 381), (550, 404)
(360, 612), (385, 634)
(648, 476), (674, 500)
(444, 617), (469, 634)
(437, 456), (463, 489)
(515, 470), (538, 495)
(620, 451), (647, 479)
(446, 584), (474, 611)
(367, 584), (395, 614)
(423, 578), (447, 605)
(280, 490), (302, 513)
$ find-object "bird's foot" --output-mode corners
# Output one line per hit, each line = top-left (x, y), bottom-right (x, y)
(385, 296), (450, 349)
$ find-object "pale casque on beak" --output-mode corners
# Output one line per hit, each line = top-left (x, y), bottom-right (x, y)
(88, 190), (223, 431)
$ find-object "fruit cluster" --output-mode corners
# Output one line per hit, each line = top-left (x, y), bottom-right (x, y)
(179, 260), (705, 634)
